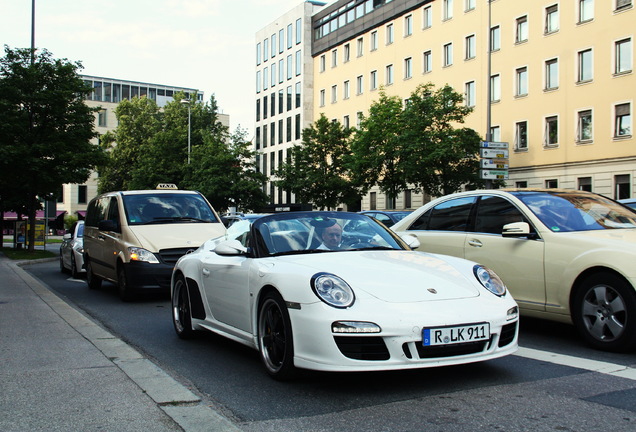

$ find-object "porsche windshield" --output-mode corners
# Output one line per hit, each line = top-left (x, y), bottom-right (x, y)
(512, 191), (636, 232)
(252, 211), (407, 256)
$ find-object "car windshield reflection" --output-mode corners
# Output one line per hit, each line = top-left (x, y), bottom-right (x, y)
(251, 212), (407, 256)
(512, 191), (636, 232)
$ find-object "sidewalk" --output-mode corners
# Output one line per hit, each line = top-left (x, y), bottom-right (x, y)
(0, 255), (242, 432)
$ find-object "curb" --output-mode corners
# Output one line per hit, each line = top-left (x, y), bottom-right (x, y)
(12, 259), (243, 432)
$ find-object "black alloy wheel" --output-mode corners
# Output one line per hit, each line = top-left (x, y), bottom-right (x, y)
(172, 276), (195, 339)
(258, 291), (296, 380)
(572, 272), (636, 352)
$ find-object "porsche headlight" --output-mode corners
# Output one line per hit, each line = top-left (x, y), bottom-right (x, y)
(311, 272), (355, 308)
(128, 247), (160, 264)
(474, 265), (506, 296)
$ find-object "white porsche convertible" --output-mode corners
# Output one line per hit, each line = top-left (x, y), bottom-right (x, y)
(171, 211), (519, 380)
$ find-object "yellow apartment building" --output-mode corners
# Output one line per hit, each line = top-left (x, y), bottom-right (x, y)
(310, 0), (634, 210)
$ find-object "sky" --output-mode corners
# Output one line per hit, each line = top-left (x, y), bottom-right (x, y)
(0, 0), (335, 134)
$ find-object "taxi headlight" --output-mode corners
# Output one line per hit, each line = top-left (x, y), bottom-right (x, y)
(474, 265), (507, 296)
(128, 247), (160, 264)
(311, 272), (355, 308)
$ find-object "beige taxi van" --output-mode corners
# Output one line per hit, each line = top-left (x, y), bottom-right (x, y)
(83, 184), (225, 300)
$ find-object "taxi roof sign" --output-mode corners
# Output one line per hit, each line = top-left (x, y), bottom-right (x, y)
(156, 183), (178, 190)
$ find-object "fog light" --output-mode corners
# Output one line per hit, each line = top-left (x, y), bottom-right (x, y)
(332, 321), (381, 333)
(507, 306), (519, 321)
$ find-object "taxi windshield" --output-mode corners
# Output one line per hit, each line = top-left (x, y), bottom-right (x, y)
(123, 193), (219, 225)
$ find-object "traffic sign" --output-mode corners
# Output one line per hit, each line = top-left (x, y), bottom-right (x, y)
(481, 169), (509, 180)
(480, 141), (509, 149)
(480, 159), (509, 169)
(480, 148), (509, 159)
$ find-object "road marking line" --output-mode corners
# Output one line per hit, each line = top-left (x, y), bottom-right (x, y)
(515, 347), (636, 381)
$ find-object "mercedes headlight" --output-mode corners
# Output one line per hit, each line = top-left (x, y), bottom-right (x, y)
(128, 247), (160, 264)
(474, 265), (507, 296)
(311, 272), (355, 308)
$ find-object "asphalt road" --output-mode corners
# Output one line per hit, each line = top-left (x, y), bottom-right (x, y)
(25, 260), (636, 432)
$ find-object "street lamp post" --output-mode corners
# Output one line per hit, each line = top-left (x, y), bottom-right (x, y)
(181, 99), (191, 164)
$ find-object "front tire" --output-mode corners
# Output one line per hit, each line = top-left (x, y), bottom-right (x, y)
(71, 254), (80, 279)
(257, 291), (296, 380)
(172, 275), (195, 339)
(59, 253), (68, 274)
(572, 272), (636, 352)
(117, 264), (134, 302)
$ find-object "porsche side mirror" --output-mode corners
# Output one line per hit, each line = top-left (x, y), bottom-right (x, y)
(214, 239), (248, 256)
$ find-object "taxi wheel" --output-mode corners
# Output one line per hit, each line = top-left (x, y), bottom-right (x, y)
(117, 264), (134, 302)
(572, 272), (636, 352)
(172, 275), (194, 339)
(257, 291), (296, 380)
(86, 258), (102, 290)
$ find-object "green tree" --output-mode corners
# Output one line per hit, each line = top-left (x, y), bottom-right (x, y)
(274, 114), (362, 210)
(401, 83), (483, 196)
(352, 90), (409, 209)
(183, 127), (268, 212)
(0, 46), (106, 251)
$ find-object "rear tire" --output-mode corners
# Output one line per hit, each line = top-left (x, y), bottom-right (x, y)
(572, 272), (636, 352)
(86, 258), (102, 290)
(172, 275), (195, 339)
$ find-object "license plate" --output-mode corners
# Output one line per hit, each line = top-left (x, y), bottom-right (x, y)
(422, 323), (490, 346)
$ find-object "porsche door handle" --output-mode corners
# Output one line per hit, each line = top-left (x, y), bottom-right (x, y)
(467, 239), (483, 247)
(202, 268), (210, 277)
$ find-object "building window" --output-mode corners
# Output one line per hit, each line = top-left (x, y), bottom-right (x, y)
(516, 16), (528, 43)
(370, 70), (378, 90)
(78, 185), (87, 204)
(344, 80), (350, 99)
(279, 29), (284, 53)
(545, 179), (558, 188)
(615, 38), (632, 74)
(545, 116), (559, 146)
(615, 174), (631, 200)
(263, 39), (269, 62)
(465, 0), (476, 12)
(357, 111), (363, 128)
(295, 50), (301, 76)
(615, 103), (632, 137)
(490, 126), (500, 141)
(343, 115), (350, 129)
(577, 110), (593, 142)
(579, 0), (594, 23)
(287, 24), (293, 49)
(295, 82), (301, 108)
(443, 0), (453, 20)
(516, 181), (528, 188)
(371, 31), (378, 51)
(616, 0), (632, 11)
(270, 63), (277, 87)
(516, 67), (528, 96)
(357, 37), (364, 57)
(545, 58), (559, 90)
(386, 24), (394, 45)
(257, 42), (262, 65)
(287, 55), (292, 80)
(490, 74), (500, 102)
(490, 25), (500, 52)
(545, 4), (559, 34)
(263, 95), (268, 119)
(404, 57), (412, 79)
(319, 89), (325, 107)
(331, 49), (338, 67)
(386, 64), (394, 85)
(263, 124), (268, 147)
(515, 121), (528, 150)
(578, 177), (592, 192)
(278, 59), (284, 83)
(356, 75), (363, 95)
(404, 15), (413, 36)
(423, 5), (432, 29)
(296, 18), (302, 44)
(286, 86), (292, 111)
(97, 109), (107, 127)
(295, 114), (301, 140)
(271, 34), (276, 58)
(465, 81), (475, 107)
(344, 43), (350, 63)
(444, 43), (453, 67)
(465, 34), (476, 60)
(423, 50), (432, 73)
(278, 119), (283, 144)
(278, 90), (284, 114)
(578, 49), (593, 82)
(319, 54), (326, 72)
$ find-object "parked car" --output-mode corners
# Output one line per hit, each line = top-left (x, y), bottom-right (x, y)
(59, 220), (85, 278)
(83, 184), (225, 301)
(359, 210), (412, 227)
(171, 211), (519, 380)
(619, 198), (636, 211)
(392, 188), (636, 352)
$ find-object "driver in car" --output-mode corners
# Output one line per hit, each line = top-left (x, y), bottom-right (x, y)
(318, 220), (342, 250)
